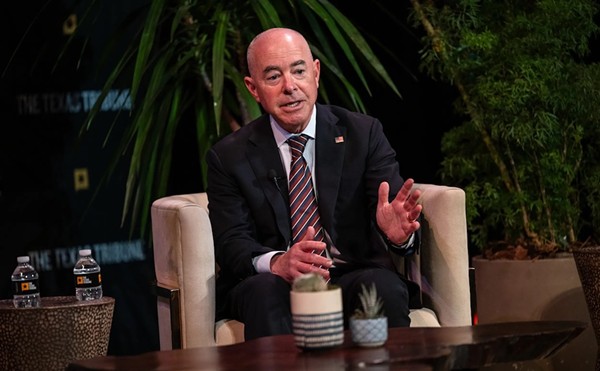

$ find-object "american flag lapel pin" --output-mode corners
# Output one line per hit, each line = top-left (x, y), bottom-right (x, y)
(334, 136), (344, 143)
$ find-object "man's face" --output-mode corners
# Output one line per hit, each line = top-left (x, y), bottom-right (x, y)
(244, 30), (320, 133)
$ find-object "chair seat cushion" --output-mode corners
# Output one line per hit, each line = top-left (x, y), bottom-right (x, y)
(215, 319), (245, 345)
(409, 307), (441, 327)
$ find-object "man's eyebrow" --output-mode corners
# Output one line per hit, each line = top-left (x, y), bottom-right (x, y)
(263, 65), (280, 74)
(262, 60), (306, 74)
(291, 60), (306, 68)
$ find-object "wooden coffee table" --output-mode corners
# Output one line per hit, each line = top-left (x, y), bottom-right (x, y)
(68, 320), (585, 370)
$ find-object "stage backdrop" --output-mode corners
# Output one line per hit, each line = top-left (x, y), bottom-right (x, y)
(1, 1), (159, 355)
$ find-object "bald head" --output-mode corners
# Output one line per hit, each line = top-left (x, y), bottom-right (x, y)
(243, 27), (320, 133)
(246, 28), (314, 78)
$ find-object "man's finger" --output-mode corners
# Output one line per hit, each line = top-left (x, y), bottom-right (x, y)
(397, 178), (415, 201)
(378, 181), (390, 208)
(404, 189), (422, 210)
(300, 226), (317, 242)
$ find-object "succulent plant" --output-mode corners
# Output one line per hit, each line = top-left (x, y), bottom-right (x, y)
(291, 273), (329, 292)
(352, 283), (385, 319)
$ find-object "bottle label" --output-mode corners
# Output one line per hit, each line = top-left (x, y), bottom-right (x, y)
(14, 279), (40, 295)
(74, 272), (102, 288)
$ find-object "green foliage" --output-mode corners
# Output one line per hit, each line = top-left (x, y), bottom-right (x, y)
(67, 0), (401, 238)
(411, 0), (600, 255)
(292, 273), (329, 292)
(352, 283), (384, 319)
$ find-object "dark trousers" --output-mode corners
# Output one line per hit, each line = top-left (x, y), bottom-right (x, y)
(225, 267), (411, 340)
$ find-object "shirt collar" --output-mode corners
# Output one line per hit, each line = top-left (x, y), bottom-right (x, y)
(270, 105), (317, 148)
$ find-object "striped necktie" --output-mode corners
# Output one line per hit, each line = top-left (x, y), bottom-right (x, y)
(288, 134), (323, 244)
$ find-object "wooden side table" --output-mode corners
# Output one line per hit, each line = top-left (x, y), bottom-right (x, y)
(0, 296), (115, 371)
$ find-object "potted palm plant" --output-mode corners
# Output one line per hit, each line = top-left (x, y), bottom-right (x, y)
(349, 283), (388, 347)
(409, 0), (600, 367)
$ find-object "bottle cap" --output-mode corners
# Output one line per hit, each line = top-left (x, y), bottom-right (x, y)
(17, 256), (30, 263)
(79, 249), (92, 257)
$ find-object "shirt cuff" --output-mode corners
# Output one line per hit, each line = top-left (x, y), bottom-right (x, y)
(252, 251), (283, 273)
(387, 232), (415, 251)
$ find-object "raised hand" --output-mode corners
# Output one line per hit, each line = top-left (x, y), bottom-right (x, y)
(376, 178), (422, 245)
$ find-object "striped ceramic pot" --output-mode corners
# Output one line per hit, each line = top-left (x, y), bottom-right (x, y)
(290, 287), (344, 350)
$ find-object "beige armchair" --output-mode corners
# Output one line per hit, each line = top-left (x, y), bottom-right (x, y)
(151, 183), (471, 350)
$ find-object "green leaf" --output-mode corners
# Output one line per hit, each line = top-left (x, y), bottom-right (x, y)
(252, 0), (283, 28)
(131, 0), (167, 103)
(212, 10), (229, 136)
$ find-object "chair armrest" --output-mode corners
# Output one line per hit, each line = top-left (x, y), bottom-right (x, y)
(151, 193), (217, 348)
(410, 183), (472, 326)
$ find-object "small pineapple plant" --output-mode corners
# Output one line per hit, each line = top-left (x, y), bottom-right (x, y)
(352, 283), (385, 319)
(350, 282), (388, 347)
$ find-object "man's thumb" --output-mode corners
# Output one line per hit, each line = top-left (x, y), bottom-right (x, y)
(301, 226), (316, 241)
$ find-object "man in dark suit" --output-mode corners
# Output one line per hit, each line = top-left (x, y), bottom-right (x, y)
(207, 27), (422, 340)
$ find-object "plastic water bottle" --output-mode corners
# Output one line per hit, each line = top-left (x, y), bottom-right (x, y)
(12, 256), (41, 308)
(74, 249), (103, 301)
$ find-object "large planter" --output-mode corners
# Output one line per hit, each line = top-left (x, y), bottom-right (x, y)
(572, 245), (600, 346)
(473, 255), (596, 370)
(290, 287), (344, 350)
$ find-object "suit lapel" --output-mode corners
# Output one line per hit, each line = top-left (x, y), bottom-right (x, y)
(315, 105), (345, 232)
(246, 117), (291, 242)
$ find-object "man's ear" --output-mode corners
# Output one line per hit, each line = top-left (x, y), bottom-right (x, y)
(313, 59), (321, 89)
(244, 76), (260, 103)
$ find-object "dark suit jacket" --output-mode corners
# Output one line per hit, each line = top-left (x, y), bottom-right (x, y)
(207, 104), (417, 308)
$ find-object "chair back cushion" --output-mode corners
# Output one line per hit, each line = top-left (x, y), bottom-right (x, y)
(152, 193), (218, 348)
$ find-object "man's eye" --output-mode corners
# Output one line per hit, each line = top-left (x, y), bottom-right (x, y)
(294, 69), (305, 75)
(266, 74), (280, 81)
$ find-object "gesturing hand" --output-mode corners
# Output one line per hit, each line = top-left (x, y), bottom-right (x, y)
(270, 226), (333, 283)
(376, 178), (422, 245)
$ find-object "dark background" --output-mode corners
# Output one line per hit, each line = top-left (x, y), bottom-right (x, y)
(2, 1), (595, 356)
(1, 0), (158, 355)
(331, 2), (460, 185)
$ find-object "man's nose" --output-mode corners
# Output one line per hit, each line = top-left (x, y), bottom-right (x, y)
(282, 75), (298, 93)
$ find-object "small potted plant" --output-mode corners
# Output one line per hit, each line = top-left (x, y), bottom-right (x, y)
(290, 273), (344, 350)
(350, 283), (388, 347)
